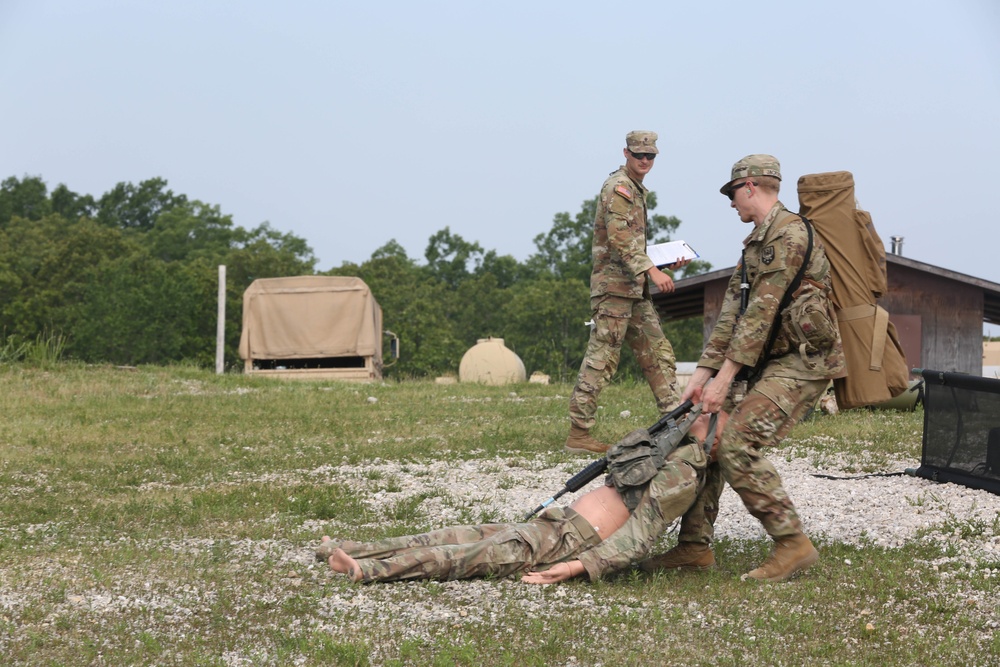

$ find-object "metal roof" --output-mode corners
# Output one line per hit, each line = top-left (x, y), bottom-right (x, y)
(655, 254), (1000, 326)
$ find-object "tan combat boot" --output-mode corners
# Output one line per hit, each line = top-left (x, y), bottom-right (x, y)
(564, 426), (609, 453)
(746, 533), (819, 582)
(638, 542), (716, 573)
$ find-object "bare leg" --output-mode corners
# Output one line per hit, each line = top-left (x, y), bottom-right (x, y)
(328, 548), (363, 582)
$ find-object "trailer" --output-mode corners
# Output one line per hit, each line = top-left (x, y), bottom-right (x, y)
(238, 276), (397, 381)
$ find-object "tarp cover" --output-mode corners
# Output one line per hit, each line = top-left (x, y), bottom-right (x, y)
(238, 276), (382, 361)
(797, 171), (909, 408)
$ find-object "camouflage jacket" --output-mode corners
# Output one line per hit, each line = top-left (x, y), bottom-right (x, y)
(699, 202), (847, 381)
(576, 440), (706, 580)
(589, 166), (656, 299)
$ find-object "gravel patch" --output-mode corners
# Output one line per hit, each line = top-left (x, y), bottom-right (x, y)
(295, 451), (1000, 564)
(5, 451), (997, 666)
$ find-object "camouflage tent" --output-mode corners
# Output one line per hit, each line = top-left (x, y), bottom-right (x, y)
(239, 276), (386, 381)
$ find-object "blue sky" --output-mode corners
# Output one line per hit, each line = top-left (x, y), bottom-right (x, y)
(2, 1), (998, 331)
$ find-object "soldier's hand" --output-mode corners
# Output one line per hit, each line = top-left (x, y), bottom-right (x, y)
(702, 377), (728, 414)
(647, 267), (675, 293)
(681, 369), (713, 404)
(521, 561), (585, 584)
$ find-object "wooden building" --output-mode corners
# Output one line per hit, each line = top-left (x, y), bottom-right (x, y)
(655, 254), (1000, 376)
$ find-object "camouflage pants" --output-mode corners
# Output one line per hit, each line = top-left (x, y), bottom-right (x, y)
(339, 506), (601, 582)
(676, 375), (828, 544)
(569, 295), (679, 430)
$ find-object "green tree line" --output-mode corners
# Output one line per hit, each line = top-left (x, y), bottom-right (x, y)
(0, 175), (708, 379)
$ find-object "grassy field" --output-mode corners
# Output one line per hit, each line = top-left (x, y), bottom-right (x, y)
(0, 364), (996, 666)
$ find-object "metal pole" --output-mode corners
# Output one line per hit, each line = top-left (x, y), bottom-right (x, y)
(216, 265), (226, 374)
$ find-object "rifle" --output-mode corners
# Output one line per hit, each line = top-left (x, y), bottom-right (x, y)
(523, 399), (694, 520)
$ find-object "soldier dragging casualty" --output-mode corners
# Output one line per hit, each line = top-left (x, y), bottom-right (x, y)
(639, 154), (846, 583)
(319, 397), (727, 584)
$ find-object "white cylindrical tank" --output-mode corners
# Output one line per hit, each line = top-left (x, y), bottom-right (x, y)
(458, 337), (526, 385)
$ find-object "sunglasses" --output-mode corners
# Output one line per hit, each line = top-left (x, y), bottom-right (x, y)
(628, 150), (656, 161)
(727, 181), (756, 201)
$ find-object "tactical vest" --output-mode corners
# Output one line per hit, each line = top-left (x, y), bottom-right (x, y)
(606, 405), (715, 511)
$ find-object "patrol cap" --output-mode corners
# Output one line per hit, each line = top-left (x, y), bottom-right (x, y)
(626, 130), (659, 155)
(720, 154), (781, 195)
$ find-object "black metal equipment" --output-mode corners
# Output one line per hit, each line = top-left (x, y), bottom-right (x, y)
(908, 368), (1000, 495)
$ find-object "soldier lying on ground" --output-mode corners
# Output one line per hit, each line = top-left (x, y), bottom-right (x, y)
(316, 398), (727, 585)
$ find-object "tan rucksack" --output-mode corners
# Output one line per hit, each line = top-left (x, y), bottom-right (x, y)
(797, 171), (910, 408)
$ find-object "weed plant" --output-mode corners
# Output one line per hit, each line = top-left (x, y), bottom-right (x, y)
(0, 330), (66, 367)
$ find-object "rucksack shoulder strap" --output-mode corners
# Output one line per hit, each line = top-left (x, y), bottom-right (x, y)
(767, 208), (808, 240)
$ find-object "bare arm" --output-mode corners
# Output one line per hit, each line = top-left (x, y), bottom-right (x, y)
(521, 560), (586, 584)
(646, 266), (674, 293)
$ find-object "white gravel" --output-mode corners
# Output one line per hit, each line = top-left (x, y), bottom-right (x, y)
(300, 451), (1000, 564)
(291, 450), (1000, 664)
(8, 450), (995, 666)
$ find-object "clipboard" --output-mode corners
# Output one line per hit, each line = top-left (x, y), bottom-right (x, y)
(647, 240), (699, 268)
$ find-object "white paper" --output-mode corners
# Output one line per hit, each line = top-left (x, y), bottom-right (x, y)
(646, 240), (699, 268)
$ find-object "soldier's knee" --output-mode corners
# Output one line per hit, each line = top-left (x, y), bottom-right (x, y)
(718, 437), (752, 471)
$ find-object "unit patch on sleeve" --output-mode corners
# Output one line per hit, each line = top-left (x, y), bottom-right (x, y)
(762, 245), (775, 265)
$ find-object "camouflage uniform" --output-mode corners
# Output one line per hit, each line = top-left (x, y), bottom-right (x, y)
(677, 200), (846, 545)
(337, 507), (601, 582)
(325, 441), (707, 583)
(569, 136), (679, 431)
(578, 441), (704, 580)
